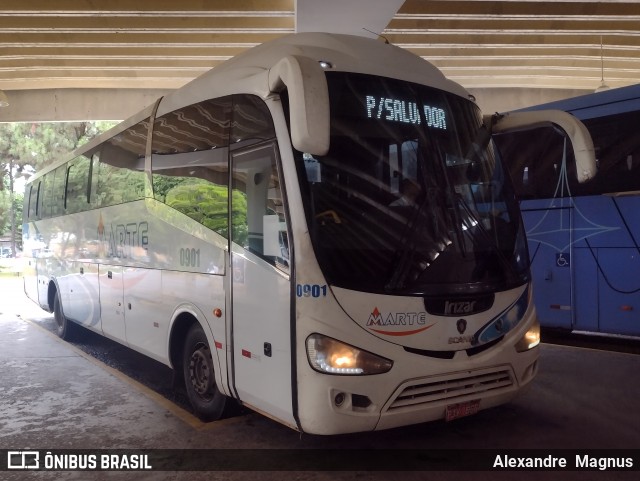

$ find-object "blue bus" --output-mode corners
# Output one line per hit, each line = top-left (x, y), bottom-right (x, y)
(494, 84), (640, 337)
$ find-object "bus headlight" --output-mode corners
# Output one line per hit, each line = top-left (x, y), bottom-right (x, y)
(306, 334), (393, 375)
(515, 319), (541, 352)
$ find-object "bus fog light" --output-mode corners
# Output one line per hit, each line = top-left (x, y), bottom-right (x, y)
(516, 320), (540, 352)
(334, 392), (346, 406)
(306, 334), (393, 375)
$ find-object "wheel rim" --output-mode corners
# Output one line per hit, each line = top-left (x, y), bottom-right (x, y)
(188, 342), (215, 401)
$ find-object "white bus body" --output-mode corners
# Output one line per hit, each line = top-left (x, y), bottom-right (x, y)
(22, 33), (594, 435)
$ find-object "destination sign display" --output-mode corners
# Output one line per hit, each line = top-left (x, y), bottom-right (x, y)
(365, 95), (447, 129)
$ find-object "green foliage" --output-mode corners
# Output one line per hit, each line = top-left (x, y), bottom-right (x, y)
(0, 179), (9, 234)
(0, 121), (116, 238)
(0, 121), (117, 183)
(0, 180), (23, 249)
(163, 179), (248, 243)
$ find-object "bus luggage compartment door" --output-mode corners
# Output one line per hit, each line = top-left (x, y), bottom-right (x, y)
(99, 265), (126, 342)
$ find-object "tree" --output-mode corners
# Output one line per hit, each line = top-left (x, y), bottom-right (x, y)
(0, 121), (116, 255)
(163, 180), (248, 245)
(0, 176), (11, 234)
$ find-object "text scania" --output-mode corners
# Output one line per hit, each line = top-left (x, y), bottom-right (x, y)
(365, 95), (447, 129)
(367, 307), (427, 326)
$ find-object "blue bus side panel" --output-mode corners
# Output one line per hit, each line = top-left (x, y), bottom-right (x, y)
(597, 249), (640, 336)
(522, 199), (572, 329)
(572, 196), (636, 249)
(615, 196), (640, 248)
(571, 196), (640, 336)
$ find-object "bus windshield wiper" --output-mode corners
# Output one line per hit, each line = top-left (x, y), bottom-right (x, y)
(385, 187), (450, 291)
(454, 192), (515, 277)
(385, 198), (428, 291)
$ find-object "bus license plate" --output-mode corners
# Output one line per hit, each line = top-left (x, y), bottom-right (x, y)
(445, 399), (480, 421)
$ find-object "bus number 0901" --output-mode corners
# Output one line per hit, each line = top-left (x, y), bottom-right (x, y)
(180, 248), (201, 268)
(296, 284), (327, 298)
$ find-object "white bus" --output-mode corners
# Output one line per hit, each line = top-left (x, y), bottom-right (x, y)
(22, 33), (595, 435)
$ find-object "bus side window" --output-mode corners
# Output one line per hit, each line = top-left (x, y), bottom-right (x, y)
(51, 165), (67, 217)
(151, 97), (232, 239)
(39, 173), (54, 219)
(97, 119), (148, 207)
(23, 185), (31, 221)
(28, 181), (40, 220)
(230, 95), (287, 272)
(89, 153), (100, 208)
(231, 94), (275, 146)
(65, 155), (91, 214)
(232, 143), (288, 272)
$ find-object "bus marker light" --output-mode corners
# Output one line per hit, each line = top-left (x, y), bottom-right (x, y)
(621, 305), (633, 311)
(242, 349), (251, 358)
(213, 308), (222, 318)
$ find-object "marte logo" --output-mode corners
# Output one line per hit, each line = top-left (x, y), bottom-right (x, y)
(456, 318), (467, 334)
(366, 307), (436, 336)
(444, 300), (477, 315)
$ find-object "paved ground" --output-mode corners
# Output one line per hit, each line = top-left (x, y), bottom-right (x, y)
(1, 276), (639, 480)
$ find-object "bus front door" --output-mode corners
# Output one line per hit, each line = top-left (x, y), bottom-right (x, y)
(229, 142), (295, 427)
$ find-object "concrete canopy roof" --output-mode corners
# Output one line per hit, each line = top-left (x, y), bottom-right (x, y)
(1, 0), (639, 119)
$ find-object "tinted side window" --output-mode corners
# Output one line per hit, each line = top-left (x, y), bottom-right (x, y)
(229, 96), (286, 271)
(497, 109), (640, 199)
(232, 142), (288, 273)
(152, 98), (231, 237)
(39, 173), (55, 219)
(231, 95), (276, 146)
(27, 181), (40, 220)
(495, 127), (577, 200)
(23, 185), (31, 221)
(96, 119), (149, 207)
(575, 111), (640, 195)
(51, 165), (67, 217)
(65, 155), (91, 214)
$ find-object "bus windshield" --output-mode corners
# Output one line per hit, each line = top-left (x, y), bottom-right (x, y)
(294, 72), (529, 295)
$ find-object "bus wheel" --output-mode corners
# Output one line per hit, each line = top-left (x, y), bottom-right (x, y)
(53, 291), (75, 341)
(183, 324), (227, 421)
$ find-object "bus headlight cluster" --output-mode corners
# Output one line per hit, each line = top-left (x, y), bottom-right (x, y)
(515, 319), (541, 352)
(476, 286), (531, 345)
(306, 334), (393, 375)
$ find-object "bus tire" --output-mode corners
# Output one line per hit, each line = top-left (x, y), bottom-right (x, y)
(183, 323), (227, 421)
(53, 291), (75, 341)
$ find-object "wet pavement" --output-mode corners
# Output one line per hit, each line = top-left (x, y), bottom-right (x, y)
(1, 276), (639, 480)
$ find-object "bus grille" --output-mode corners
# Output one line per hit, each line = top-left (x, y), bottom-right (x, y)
(386, 367), (514, 411)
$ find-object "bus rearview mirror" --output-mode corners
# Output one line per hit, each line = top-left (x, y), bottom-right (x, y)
(268, 55), (330, 156)
(487, 109), (596, 183)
